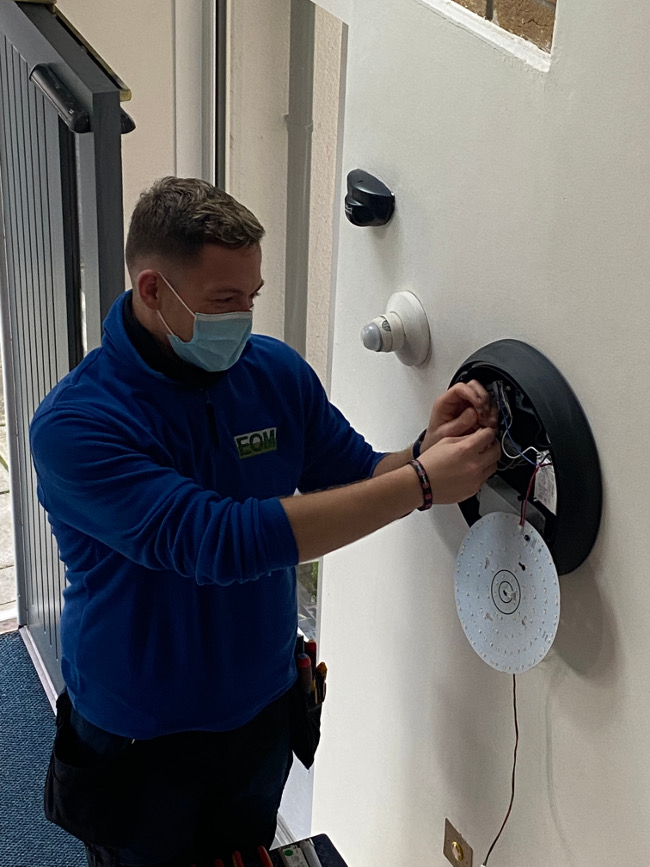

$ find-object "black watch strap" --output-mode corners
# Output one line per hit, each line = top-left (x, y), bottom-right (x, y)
(412, 428), (427, 460)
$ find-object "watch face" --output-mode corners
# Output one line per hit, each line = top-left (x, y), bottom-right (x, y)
(455, 512), (560, 674)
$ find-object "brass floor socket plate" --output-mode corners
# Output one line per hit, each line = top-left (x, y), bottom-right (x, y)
(443, 818), (473, 867)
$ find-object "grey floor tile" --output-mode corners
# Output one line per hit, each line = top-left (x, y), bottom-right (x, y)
(0, 616), (17, 635)
(0, 564), (15, 607)
(0, 423), (8, 470)
(0, 494), (14, 570)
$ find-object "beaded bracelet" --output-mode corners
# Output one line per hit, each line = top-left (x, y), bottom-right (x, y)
(412, 428), (427, 460)
(408, 458), (433, 511)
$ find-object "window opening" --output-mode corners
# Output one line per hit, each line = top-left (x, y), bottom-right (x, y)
(297, 561), (319, 641)
(455, 0), (555, 52)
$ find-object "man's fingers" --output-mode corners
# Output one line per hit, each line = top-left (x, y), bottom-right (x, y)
(481, 440), (502, 471)
(447, 381), (485, 411)
(462, 379), (499, 428)
(463, 379), (492, 412)
(439, 406), (479, 438)
(419, 423), (501, 504)
(440, 427), (494, 447)
(468, 425), (498, 449)
(482, 435), (502, 457)
(480, 463), (499, 483)
(457, 426), (501, 468)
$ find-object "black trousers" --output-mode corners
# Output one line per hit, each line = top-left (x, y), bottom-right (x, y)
(70, 693), (293, 867)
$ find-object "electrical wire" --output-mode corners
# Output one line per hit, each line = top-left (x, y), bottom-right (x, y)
(520, 463), (541, 527)
(500, 432), (521, 461)
(494, 382), (512, 425)
(495, 387), (539, 468)
(501, 436), (540, 465)
(482, 462), (544, 861)
(494, 384), (552, 477)
(482, 674), (519, 866)
(483, 460), (541, 865)
(481, 424), (554, 864)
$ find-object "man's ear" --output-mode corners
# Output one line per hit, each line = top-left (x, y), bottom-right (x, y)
(136, 270), (163, 310)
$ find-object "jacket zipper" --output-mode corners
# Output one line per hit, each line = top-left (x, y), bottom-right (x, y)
(203, 391), (220, 447)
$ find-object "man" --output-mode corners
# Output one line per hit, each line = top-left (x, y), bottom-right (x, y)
(31, 177), (499, 867)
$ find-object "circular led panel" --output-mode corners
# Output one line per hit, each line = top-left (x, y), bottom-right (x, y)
(455, 512), (560, 673)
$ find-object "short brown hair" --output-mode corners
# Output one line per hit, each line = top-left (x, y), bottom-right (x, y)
(125, 177), (265, 271)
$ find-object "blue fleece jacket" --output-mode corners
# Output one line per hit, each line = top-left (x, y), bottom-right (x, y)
(30, 292), (383, 738)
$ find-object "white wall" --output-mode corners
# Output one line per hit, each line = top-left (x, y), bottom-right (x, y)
(308, 1), (650, 866)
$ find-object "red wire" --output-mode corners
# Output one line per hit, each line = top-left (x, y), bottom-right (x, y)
(520, 464), (541, 526)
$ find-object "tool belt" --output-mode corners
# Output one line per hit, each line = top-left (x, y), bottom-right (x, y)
(288, 637), (326, 770)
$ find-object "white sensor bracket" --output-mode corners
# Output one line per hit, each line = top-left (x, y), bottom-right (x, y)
(360, 290), (430, 366)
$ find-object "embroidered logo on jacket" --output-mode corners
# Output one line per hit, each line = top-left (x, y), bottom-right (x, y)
(234, 427), (278, 459)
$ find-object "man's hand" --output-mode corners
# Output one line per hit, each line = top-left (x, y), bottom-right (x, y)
(418, 426), (501, 504)
(420, 379), (497, 451)
(284, 414), (501, 562)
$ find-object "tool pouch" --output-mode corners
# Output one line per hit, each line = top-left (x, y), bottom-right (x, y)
(44, 690), (141, 847)
(288, 638), (325, 770)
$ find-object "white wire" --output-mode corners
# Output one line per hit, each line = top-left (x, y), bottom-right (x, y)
(500, 434), (541, 466)
(500, 432), (516, 457)
(495, 382), (553, 470)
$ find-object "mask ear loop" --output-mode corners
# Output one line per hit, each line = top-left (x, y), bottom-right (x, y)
(157, 272), (195, 339)
(158, 273), (196, 316)
(157, 310), (175, 336)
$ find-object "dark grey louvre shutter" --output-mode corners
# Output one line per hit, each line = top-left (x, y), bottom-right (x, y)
(0, 0), (131, 691)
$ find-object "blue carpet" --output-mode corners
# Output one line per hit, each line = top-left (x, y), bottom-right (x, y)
(0, 631), (86, 866)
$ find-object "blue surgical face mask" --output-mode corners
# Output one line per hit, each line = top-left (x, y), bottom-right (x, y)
(156, 274), (252, 372)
